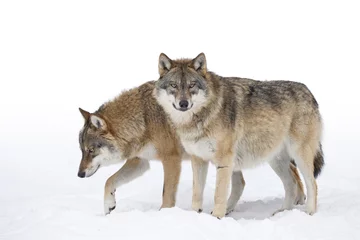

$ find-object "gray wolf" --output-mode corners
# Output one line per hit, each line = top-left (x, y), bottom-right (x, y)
(154, 53), (324, 218)
(78, 81), (184, 215)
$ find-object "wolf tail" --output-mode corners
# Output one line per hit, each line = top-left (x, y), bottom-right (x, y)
(289, 143), (324, 178)
(313, 143), (324, 178)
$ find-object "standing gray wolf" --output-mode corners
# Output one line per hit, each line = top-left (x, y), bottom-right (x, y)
(78, 81), (305, 216)
(154, 53), (324, 218)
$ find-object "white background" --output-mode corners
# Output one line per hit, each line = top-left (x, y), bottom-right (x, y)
(1, 1), (359, 239)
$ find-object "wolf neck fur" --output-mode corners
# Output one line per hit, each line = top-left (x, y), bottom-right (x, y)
(94, 84), (152, 158)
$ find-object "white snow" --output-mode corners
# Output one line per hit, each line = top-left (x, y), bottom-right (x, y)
(1, 162), (360, 240)
(1, 1), (360, 240)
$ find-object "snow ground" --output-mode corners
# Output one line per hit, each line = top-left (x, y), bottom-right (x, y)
(1, 1), (360, 240)
(1, 157), (360, 240)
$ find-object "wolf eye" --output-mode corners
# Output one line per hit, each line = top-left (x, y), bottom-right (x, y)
(88, 148), (94, 153)
(170, 83), (177, 88)
(189, 83), (196, 88)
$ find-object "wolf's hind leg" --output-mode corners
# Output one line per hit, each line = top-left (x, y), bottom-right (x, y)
(289, 161), (306, 205)
(291, 147), (318, 215)
(191, 156), (209, 213)
(269, 153), (304, 215)
(104, 157), (150, 215)
(226, 171), (245, 215)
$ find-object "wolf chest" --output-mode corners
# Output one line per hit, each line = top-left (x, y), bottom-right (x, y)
(181, 138), (216, 161)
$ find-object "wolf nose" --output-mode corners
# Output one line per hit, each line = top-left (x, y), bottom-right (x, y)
(78, 171), (86, 178)
(179, 100), (189, 109)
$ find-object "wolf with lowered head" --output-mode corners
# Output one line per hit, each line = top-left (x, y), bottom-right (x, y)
(78, 81), (184, 215)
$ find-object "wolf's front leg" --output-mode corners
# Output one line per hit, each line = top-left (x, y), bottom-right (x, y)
(104, 157), (150, 215)
(160, 155), (182, 208)
(212, 156), (233, 219)
(191, 156), (209, 213)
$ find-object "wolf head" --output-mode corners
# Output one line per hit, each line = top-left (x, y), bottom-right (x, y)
(154, 53), (209, 118)
(77, 108), (121, 178)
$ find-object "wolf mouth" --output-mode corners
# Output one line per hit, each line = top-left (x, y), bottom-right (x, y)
(172, 103), (193, 112)
(86, 164), (100, 177)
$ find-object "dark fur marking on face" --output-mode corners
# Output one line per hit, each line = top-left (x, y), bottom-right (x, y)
(180, 78), (186, 92)
(190, 89), (198, 95)
(79, 120), (90, 150)
(196, 77), (207, 90)
(88, 138), (111, 154)
(156, 78), (168, 90)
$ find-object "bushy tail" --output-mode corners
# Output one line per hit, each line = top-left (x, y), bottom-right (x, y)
(313, 143), (324, 178)
(290, 143), (324, 178)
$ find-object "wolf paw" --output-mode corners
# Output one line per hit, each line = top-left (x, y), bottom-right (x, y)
(225, 205), (236, 215)
(294, 194), (306, 205)
(104, 201), (116, 215)
(104, 193), (116, 215)
(304, 199), (316, 215)
(191, 208), (203, 213)
(211, 205), (226, 219)
(192, 201), (203, 213)
(272, 208), (287, 216)
(305, 206), (316, 216)
(225, 209), (234, 215)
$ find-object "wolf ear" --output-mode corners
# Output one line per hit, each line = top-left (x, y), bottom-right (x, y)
(158, 53), (172, 77)
(191, 53), (207, 74)
(79, 108), (90, 120)
(90, 115), (107, 130)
